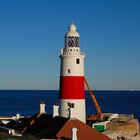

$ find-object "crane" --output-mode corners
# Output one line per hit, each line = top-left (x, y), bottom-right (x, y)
(84, 77), (104, 121)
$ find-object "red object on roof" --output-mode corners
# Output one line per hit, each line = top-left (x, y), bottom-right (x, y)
(56, 119), (112, 140)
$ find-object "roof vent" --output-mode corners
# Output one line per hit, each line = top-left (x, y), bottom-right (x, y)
(40, 101), (46, 114)
(53, 104), (59, 117)
(72, 127), (78, 140)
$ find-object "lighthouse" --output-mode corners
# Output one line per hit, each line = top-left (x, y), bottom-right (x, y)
(59, 23), (86, 123)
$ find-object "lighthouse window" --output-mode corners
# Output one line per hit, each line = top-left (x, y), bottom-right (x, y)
(68, 69), (70, 74)
(68, 37), (75, 47)
(76, 59), (80, 64)
(67, 102), (74, 108)
(75, 37), (79, 47)
(67, 37), (79, 47)
(70, 103), (74, 108)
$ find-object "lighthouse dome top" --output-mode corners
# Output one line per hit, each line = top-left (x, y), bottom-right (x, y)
(69, 24), (76, 31)
(65, 23), (80, 37)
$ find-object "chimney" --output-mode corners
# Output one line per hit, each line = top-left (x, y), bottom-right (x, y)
(72, 127), (78, 140)
(16, 113), (20, 120)
(53, 104), (59, 117)
(40, 101), (46, 114)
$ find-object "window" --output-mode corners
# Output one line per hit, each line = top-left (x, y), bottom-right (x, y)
(67, 102), (75, 108)
(68, 37), (75, 47)
(76, 58), (80, 64)
(75, 37), (79, 47)
(67, 37), (79, 47)
(68, 69), (70, 74)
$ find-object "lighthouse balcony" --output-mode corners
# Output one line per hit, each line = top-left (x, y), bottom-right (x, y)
(60, 48), (85, 56)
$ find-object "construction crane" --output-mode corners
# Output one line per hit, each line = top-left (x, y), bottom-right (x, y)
(84, 77), (104, 121)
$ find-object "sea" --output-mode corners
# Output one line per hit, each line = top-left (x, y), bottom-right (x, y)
(0, 90), (139, 121)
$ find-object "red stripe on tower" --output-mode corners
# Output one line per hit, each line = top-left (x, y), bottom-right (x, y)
(60, 76), (85, 99)
(59, 23), (86, 123)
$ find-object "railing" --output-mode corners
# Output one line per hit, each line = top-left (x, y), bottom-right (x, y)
(60, 49), (85, 56)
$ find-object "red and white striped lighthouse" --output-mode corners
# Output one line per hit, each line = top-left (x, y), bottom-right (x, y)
(59, 23), (86, 123)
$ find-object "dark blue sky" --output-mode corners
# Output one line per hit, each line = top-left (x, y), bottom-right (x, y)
(0, 0), (140, 90)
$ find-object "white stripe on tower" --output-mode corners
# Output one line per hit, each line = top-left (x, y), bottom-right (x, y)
(59, 23), (86, 123)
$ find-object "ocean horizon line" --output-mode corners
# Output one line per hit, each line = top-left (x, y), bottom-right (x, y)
(0, 89), (139, 92)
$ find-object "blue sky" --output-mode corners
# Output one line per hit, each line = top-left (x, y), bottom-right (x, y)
(0, 0), (140, 90)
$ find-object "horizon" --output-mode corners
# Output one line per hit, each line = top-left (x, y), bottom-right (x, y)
(0, 0), (140, 90)
(0, 89), (139, 92)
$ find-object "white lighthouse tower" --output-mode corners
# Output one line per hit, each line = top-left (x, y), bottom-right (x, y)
(59, 23), (86, 123)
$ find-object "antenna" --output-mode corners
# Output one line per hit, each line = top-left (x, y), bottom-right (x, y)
(71, 20), (74, 25)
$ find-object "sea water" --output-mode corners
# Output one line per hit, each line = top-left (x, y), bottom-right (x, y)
(0, 90), (139, 120)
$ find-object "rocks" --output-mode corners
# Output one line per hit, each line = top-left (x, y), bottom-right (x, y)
(103, 119), (140, 140)
(103, 130), (140, 140)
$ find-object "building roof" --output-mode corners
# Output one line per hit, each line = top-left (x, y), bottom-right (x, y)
(8, 112), (69, 139)
(5, 117), (28, 128)
(56, 119), (112, 140)
(6, 113), (112, 140)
